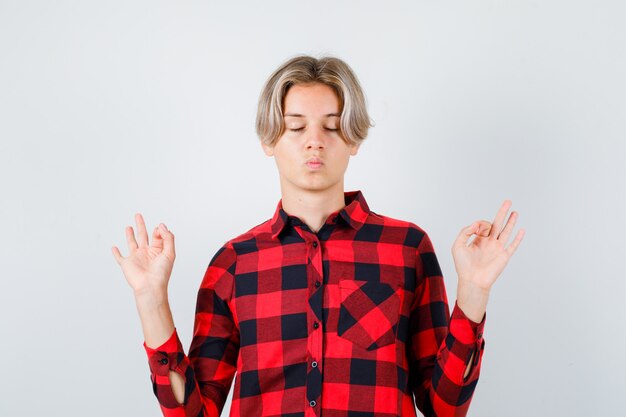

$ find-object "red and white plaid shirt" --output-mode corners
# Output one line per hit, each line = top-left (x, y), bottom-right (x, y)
(143, 189), (486, 417)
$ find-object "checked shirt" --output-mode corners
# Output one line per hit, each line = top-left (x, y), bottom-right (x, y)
(143, 189), (486, 417)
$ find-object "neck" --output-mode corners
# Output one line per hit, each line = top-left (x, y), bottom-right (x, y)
(280, 182), (347, 233)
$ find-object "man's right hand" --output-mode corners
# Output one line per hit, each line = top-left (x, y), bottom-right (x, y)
(111, 213), (176, 301)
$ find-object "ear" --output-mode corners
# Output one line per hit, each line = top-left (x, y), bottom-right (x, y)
(349, 141), (361, 156)
(261, 140), (274, 157)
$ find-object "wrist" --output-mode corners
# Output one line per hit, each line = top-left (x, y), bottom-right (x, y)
(456, 283), (490, 323)
(133, 287), (169, 311)
(457, 281), (490, 298)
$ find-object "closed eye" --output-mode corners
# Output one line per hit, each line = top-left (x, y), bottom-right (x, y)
(288, 127), (338, 132)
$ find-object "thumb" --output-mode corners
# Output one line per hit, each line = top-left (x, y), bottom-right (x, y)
(159, 223), (176, 260)
(454, 222), (478, 248)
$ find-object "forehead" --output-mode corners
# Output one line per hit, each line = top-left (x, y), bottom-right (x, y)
(283, 83), (341, 115)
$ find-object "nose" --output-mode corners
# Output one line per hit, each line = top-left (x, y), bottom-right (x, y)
(305, 125), (326, 150)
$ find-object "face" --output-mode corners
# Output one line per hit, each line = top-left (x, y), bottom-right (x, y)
(261, 82), (360, 195)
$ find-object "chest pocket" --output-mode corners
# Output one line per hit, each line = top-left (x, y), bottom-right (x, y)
(337, 278), (401, 351)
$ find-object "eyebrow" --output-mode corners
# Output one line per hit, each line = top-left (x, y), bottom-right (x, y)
(284, 113), (341, 118)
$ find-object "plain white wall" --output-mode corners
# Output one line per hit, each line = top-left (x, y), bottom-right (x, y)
(1, 1), (624, 416)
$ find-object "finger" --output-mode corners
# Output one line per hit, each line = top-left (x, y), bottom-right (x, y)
(498, 211), (518, 243)
(475, 220), (492, 237)
(151, 226), (164, 251)
(111, 246), (124, 265)
(135, 213), (149, 247)
(505, 228), (526, 257)
(160, 223), (176, 259)
(490, 200), (512, 240)
(454, 221), (479, 248)
(126, 225), (138, 251)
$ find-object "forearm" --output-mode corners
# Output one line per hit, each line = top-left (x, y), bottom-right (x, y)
(413, 301), (486, 417)
(411, 232), (486, 416)
(456, 283), (488, 379)
(134, 290), (185, 404)
(134, 289), (175, 348)
(137, 243), (239, 416)
(429, 305), (484, 417)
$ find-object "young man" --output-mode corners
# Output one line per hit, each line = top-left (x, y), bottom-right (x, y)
(112, 55), (524, 417)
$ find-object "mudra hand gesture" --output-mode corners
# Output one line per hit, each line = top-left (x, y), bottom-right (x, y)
(111, 213), (176, 301)
(452, 200), (525, 322)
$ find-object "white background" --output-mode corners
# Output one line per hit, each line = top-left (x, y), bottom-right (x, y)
(1, 1), (625, 416)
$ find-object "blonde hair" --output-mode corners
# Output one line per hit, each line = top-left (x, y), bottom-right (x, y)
(256, 55), (373, 147)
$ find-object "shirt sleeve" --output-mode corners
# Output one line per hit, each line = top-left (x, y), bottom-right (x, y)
(143, 242), (240, 417)
(408, 231), (486, 417)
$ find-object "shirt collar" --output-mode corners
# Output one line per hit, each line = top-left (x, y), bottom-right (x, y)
(270, 189), (370, 239)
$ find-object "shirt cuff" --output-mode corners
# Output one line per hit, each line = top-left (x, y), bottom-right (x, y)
(449, 301), (486, 345)
(143, 328), (185, 377)
(442, 302), (486, 384)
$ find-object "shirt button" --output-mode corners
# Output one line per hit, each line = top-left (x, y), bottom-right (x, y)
(311, 361), (318, 368)
(315, 280), (321, 288)
(313, 321), (319, 329)
(309, 400), (317, 407)
(159, 358), (168, 365)
(312, 241), (318, 248)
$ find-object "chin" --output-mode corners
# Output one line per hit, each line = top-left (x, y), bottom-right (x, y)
(282, 173), (340, 192)
(302, 179), (341, 192)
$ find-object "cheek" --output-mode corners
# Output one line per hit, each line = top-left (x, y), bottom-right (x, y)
(273, 151), (297, 174)
(335, 151), (351, 166)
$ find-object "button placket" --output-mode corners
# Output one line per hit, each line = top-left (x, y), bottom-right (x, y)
(305, 236), (323, 413)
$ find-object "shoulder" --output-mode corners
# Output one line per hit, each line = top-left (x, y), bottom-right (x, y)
(367, 210), (433, 249)
(219, 217), (274, 253)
